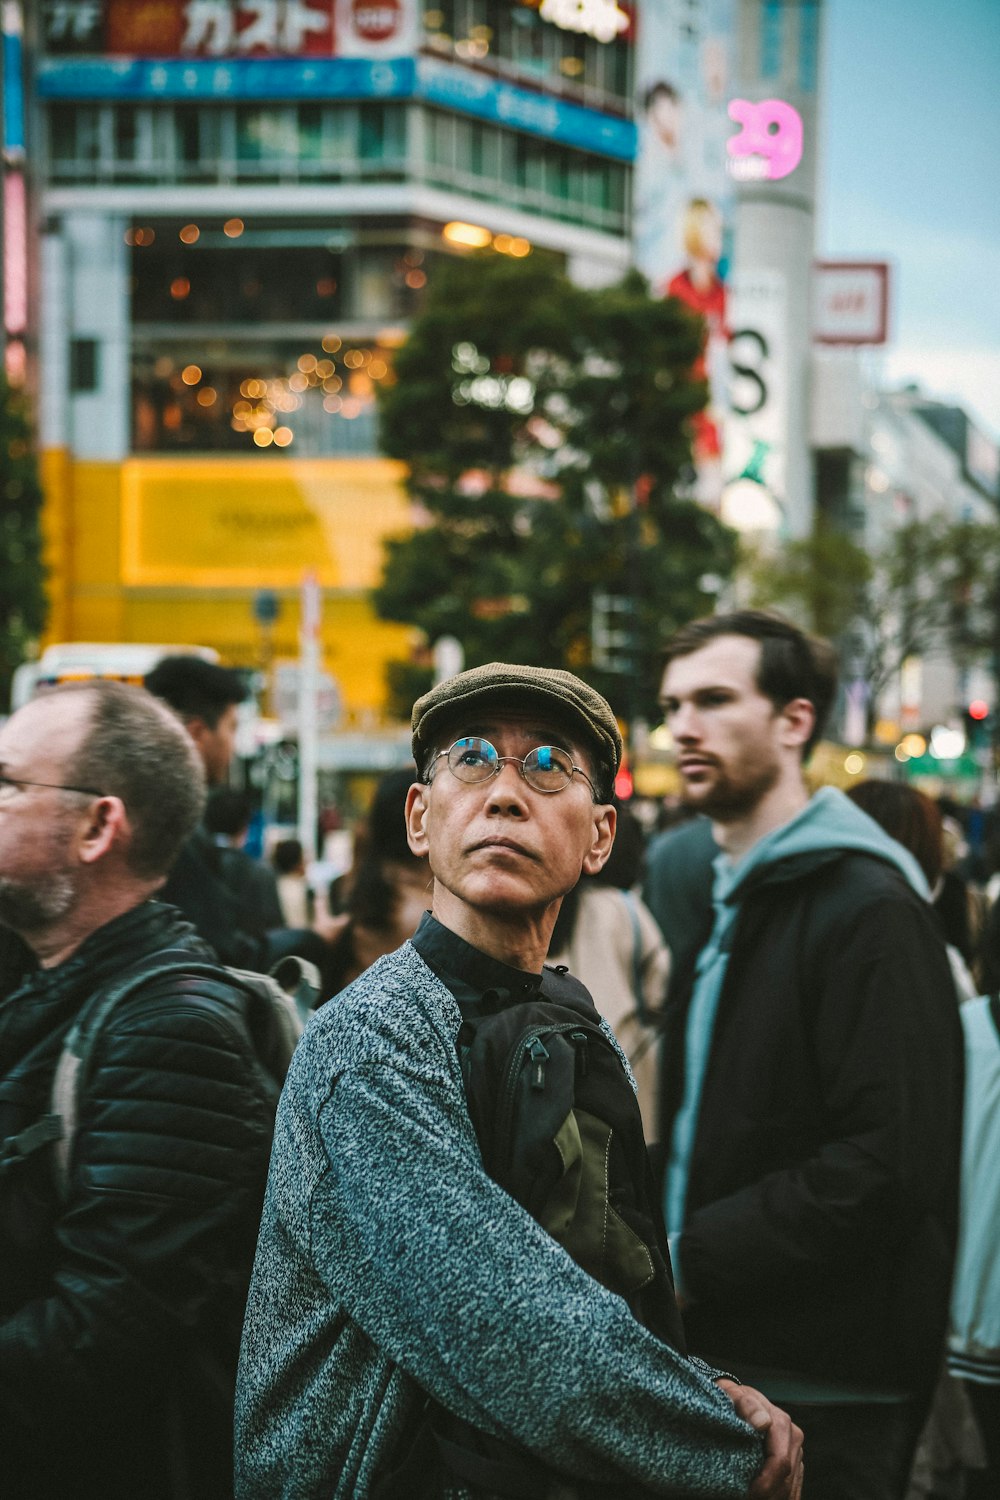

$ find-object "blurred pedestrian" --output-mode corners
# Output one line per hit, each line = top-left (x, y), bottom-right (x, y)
(205, 787), (284, 935)
(947, 991), (1000, 1498)
(846, 780), (977, 1000)
(236, 663), (803, 1499)
(0, 681), (276, 1499)
(658, 610), (963, 1500)
(548, 797), (670, 1139)
(145, 655), (332, 971)
(642, 811), (718, 1002)
(272, 837), (310, 927)
(319, 766), (430, 998)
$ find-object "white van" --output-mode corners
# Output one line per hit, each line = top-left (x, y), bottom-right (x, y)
(11, 643), (220, 710)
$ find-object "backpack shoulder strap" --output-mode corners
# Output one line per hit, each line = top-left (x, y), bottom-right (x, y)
(50, 949), (218, 1193)
(5, 949), (319, 1196)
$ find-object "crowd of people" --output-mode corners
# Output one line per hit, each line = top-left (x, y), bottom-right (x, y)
(0, 612), (996, 1499)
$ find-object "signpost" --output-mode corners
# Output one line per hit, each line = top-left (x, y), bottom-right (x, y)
(298, 571), (321, 861)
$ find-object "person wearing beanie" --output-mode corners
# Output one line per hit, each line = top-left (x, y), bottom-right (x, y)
(236, 662), (802, 1500)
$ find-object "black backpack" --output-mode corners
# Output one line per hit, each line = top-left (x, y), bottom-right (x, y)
(0, 951), (318, 1191)
(427, 964), (685, 1498)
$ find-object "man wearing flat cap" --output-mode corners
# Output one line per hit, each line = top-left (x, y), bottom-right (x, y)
(236, 664), (802, 1500)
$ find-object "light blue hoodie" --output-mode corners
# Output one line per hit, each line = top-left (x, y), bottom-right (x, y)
(664, 785), (930, 1264)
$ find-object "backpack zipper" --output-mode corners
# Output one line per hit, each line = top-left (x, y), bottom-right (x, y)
(496, 1023), (594, 1166)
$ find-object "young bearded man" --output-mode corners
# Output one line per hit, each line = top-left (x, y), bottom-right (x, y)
(236, 662), (803, 1499)
(658, 611), (964, 1500)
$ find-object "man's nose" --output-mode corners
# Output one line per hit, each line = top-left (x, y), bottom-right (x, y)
(670, 704), (700, 740)
(486, 760), (529, 811)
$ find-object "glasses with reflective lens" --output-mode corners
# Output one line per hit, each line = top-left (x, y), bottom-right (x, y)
(431, 737), (597, 797)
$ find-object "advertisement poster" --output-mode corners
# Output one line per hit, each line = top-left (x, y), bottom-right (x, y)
(722, 268), (788, 533)
(633, 0), (737, 509)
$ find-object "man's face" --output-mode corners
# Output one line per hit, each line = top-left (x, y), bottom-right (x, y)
(188, 703), (239, 786)
(660, 635), (791, 823)
(405, 712), (614, 925)
(0, 695), (92, 933)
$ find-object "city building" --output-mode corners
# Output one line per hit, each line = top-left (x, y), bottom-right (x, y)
(22, 0), (635, 727)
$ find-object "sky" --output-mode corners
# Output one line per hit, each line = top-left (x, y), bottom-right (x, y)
(817, 0), (1000, 441)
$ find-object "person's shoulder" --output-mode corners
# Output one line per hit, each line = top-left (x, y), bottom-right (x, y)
(298, 942), (461, 1076)
(90, 945), (261, 1046)
(816, 848), (923, 904)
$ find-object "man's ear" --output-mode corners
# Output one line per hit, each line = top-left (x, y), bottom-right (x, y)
(581, 802), (617, 877)
(781, 697), (816, 752)
(405, 782), (431, 859)
(76, 796), (130, 866)
(184, 716), (211, 754)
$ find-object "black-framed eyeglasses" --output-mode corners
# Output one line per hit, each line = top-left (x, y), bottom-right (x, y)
(428, 737), (598, 798)
(0, 774), (106, 800)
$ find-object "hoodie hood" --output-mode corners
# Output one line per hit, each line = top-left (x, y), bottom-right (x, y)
(718, 785), (931, 907)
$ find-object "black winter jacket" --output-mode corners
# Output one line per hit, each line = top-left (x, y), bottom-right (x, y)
(0, 901), (276, 1500)
(661, 847), (964, 1406)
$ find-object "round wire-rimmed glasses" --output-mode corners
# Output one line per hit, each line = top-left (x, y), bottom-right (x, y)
(429, 736), (597, 798)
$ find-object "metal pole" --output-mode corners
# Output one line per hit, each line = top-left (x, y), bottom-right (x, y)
(297, 571), (321, 862)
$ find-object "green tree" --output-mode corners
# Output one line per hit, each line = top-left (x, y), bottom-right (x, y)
(0, 376), (46, 709)
(746, 514), (1000, 732)
(375, 252), (737, 724)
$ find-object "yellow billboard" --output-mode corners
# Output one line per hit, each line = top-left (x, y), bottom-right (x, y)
(120, 456), (411, 588)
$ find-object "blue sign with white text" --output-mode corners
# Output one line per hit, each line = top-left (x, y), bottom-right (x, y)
(35, 54), (636, 160)
(35, 55), (415, 102)
(416, 57), (635, 161)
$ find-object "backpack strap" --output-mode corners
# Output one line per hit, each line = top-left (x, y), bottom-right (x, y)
(989, 992), (1000, 1042)
(45, 949), (318, 1197)
(49, 950), (224, 1194)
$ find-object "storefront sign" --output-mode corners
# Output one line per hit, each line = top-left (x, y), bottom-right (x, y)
(813, 261), (890, 345)
(41, 0), (417, 57)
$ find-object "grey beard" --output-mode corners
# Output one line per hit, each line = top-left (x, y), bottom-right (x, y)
(0, 872), (78, 934)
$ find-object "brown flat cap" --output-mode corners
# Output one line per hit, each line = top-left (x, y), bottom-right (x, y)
(411, 662), (622, 798)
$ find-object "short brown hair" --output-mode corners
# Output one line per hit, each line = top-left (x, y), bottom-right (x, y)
(662, 609), (838, 759)
(58, 680), (207, 879)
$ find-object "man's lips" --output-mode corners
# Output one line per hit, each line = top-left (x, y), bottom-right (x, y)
(678, 755), (717, 775)
(469, 836), (537, 860)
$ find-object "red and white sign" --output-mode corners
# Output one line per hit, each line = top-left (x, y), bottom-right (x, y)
(59, 0), (417, 57)
(334, 0), (415, 56)
(813, 261), (890, 346)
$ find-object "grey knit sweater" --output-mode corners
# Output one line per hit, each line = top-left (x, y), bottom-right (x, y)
(235, 941), (761, 1498)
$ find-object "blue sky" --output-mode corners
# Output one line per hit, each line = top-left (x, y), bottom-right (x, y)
(818, 0), (1000, 439)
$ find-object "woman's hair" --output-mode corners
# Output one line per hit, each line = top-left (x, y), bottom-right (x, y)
(348, 768), (422, 933)
(846, 780), (943, 888)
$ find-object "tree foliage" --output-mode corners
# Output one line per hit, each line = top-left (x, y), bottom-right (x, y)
(374, 251), (737, 723)
(0, 376), (46, 710)
(746, 514), (1000, 726)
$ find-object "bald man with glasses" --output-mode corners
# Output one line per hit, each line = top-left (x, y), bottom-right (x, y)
(0, 681), (277, 1500)
(236, 663), (803, 1500)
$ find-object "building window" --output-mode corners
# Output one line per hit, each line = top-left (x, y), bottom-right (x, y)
(70, 338), (99, 394)
(423, 0), (633, 114)
(46, 103), (408, 186)
(420, 111), (627, 233)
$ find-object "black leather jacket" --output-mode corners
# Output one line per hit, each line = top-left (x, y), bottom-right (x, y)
(0, 901), (275, 1500)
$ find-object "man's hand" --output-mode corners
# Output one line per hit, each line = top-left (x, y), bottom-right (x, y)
(716, 1380), (804, 1500)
